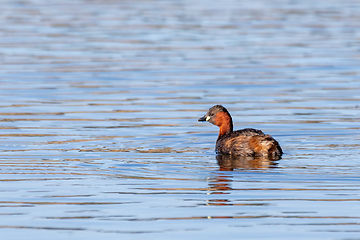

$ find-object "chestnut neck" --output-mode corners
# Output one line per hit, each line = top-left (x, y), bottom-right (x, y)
(215, 112), (233, 139)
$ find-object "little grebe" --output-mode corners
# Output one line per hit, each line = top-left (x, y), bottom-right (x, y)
(198, 105), (282, 157)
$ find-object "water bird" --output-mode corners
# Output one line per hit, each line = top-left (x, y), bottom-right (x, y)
(198, 105), (282, 157)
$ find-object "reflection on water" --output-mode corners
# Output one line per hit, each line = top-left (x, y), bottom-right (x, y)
(1, 0), (360, 239)
(210, 154), (280, 206)
(216, 154), (280, 171)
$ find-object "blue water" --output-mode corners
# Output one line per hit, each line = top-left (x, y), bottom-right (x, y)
(1, 0), (360, 239)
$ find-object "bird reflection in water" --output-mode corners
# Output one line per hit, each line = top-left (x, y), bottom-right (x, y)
(206, 155), (280, 206)
(207, 170), (233, 206)
(216, 154), (280, 171)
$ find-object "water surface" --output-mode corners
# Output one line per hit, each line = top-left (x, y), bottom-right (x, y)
(1, 0), (360, 239)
